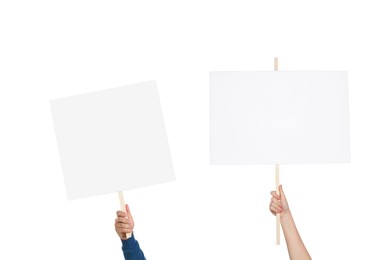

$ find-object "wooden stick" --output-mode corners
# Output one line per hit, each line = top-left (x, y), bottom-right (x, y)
(118, 191), (132, 238)
(274, 57), (281, 245)
(276, 164), (280, 245)
(274, 57), (279, 71)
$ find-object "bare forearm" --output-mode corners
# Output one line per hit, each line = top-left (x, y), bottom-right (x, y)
(280, 212), (311, 260)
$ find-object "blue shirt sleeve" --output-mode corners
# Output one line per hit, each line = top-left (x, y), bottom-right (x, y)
(121, 232), (146, 260)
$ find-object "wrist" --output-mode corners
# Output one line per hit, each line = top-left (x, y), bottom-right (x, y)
(280, 210), (292, 221)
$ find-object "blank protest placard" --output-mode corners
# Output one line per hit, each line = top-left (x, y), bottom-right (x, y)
(51, 81), (175, 200)
(210, 71), (350, 165)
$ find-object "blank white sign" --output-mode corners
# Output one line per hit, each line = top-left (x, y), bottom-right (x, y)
(50, 81), (175, 200)
(210, 71), (350, 165)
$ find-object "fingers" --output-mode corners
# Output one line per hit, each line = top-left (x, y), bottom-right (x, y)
(115, 221), (132, 229)
(115, 217), (134, 234)
(269, 202), (283, 215)
(115, 226), (133, 234)
(116, 217), (131, 224)
(271, 197), (281, 206)
(115, 221), (132, 228)
(116, 210), (127, 218)
(270, 197), (283, 210)
(270, 191), (281, 200)
(117, 229), (133, 235)
(116, 230), (133, 238)
(269, 189), (283, 215)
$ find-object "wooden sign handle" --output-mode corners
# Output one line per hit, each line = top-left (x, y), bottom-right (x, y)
(118, 191), (132, 239)
(274, 57), (279, 71)
(274, 57), (281, 245)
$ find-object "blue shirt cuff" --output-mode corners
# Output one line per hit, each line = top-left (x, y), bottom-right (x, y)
(121, 232), (136, 250)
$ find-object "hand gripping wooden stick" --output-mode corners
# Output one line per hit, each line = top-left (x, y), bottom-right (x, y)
(118, 191), (132, 239)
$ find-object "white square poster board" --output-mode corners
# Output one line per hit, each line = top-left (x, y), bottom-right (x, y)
(50, 81), (175, 200)
(210, 71), (350, 165)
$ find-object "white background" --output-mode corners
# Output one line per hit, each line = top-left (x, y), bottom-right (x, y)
(0, 0), (389, 259)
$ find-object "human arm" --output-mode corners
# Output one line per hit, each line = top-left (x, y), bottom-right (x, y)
(115, 204), (146, 260)
(269, 185), (311, 260)
(121, 232), (146, 260)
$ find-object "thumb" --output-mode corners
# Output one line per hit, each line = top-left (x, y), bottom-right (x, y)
(279, 185), (286, 201)
(125, 204), (131, 217)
